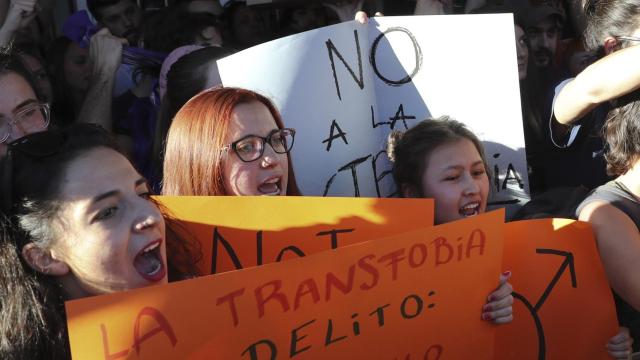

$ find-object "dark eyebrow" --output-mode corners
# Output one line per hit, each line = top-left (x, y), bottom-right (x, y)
(13, 99), (38, 112)
(443, 160), (484, 171)
(91, 178), (148, 204)
(135, 178), (148, 187)
(92, 190), (119, 204)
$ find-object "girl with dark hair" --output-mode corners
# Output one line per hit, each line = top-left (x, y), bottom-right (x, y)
(15, 49), (53, 103)
(388, 117), (633, 358)
(0, 124), (200, 359)
(0, 49), (50, 157)
(387, 116), (513, 326)
(151, 45), (235, 189)
(47, 37), (91, 126)
(387, 116), (490, 224)
(162, 87), (300, 196)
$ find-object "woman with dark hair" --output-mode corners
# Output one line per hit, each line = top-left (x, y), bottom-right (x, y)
(576, 89), (640, 356)
(151, 45), (234, 188)
(550, 0), (640, 189)
(46, 37), (91, 126)
(162, 87), (300, 196)
(550, 2), (640, 353)
(0, 49), (50, 157)
(0, 124), (200, 359)
(15, 49), (53, 103)
(387, 116), (491, 224)
(157, 46), (234, 133)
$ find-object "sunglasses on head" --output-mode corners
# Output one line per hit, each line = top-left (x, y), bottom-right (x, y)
(1, 124), (106, 215)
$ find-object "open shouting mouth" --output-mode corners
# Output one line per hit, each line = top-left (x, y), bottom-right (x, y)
(258, 176), (282, 195)
(133, 239), (166, 282)
(459, 201), (481, 217)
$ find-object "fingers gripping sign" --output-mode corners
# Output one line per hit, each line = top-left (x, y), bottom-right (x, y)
(79, 28), (126, 132)
(354, 9), (384, 25)
(482, 271), (514, 325)
(607, 327), (633, 359)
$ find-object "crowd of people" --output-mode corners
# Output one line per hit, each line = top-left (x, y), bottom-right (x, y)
(1, 0), (640, 358)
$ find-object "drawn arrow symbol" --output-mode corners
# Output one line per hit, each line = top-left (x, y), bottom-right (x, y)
(533, 248), (577, 312)
(511, 248), (577, 360)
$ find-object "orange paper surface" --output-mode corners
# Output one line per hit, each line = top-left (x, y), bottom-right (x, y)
(66, 210), (503, 360)
(156, 196), (434, 274)
(496, 219), (618, 359)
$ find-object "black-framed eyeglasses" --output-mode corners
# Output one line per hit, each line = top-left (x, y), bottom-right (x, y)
(222, 128), (296, 163)
(0, 103), (50, 143)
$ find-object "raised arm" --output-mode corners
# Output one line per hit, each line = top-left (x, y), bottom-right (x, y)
(0, 0), (37, 47)
(77, 28), (124, 132)
(554, 45), (640, 126)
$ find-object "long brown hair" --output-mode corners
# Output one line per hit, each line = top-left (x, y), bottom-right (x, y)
(162, 87), (300, 195)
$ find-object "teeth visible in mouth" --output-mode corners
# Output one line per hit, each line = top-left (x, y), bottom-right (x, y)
(143, 242), (160, 253)
(459, 202), (480, 217)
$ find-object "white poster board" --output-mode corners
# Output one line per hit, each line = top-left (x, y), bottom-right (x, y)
(218, 14), (529, 209)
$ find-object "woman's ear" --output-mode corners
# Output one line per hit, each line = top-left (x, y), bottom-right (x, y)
(401, 183), (419, 198)
(603, 36), (619, 55)
(21, 243), (69, 276)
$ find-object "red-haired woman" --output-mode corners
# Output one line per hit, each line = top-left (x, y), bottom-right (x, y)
(162, 87), (300, 196)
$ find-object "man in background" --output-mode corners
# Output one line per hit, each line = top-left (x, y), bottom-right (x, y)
(87, 0), (142, 45)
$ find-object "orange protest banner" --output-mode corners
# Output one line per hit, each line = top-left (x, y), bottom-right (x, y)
(156, 196), (434, 275)
(66, 210), (503, 360)
(495, 219), (618, 359)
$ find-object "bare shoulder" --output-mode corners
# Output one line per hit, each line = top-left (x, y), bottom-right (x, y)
(578, 200), (640, 243)
(579, 200), (629, 224)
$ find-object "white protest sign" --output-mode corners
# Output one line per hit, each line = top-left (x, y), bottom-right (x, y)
(218, 14), (529, 208)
